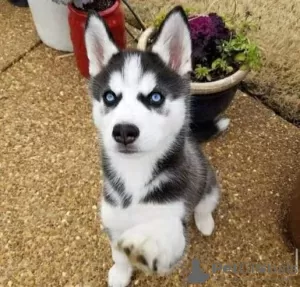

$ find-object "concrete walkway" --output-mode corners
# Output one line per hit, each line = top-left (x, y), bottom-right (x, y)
(0, 3), (299, 287)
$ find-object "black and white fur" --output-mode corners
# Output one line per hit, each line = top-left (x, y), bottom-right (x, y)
(85, 6), (220, 287)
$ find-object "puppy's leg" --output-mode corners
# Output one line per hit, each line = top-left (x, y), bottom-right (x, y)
(117, 217), (186, 275)
(108, 243), (133, 287)
(194, 186), (220, 236)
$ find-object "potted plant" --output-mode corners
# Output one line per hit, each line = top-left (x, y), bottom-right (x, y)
(67, 0), (126, 78)
(137, 8), (262, 140)
(27, 0), (74, 52)
(28, 0), (126, 77)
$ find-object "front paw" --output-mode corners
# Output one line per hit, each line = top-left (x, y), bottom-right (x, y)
(108, 264), (132, 287)
(117, 233), (158, 274)
(117, 228), (185, 275)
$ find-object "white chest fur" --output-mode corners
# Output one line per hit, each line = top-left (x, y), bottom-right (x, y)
(100, 200), (185, 240)
(107, 145), (171, 201)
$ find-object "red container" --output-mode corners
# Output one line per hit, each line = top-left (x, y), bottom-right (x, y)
(68, 1), (126, 78)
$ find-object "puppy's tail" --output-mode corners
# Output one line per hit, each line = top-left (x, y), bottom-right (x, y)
(190, 117), (230, 143)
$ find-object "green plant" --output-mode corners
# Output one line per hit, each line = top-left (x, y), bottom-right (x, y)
(194, 58), (234, 81)
(212, 58), (234, 73)
(194, 65), (212, 81)
(221, 34), (262, 71)
(149, 7), (262, 82)
(190, 12), (261, 82)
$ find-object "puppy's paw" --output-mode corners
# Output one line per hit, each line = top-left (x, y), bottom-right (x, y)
(117, 223), (185, 275)
(108, 264), (131, 287)
(194, 212), (215, 236)
(117, 232), (161, 274)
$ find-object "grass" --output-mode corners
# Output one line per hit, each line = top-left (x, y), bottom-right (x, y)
(124, 0), (300, 126)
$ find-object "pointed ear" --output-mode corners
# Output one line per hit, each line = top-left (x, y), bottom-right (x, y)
(151, 6), (192, 76)
(84, 10), (119, 77)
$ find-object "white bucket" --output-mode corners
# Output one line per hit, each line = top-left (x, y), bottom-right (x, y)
(27, 0), (73, 52)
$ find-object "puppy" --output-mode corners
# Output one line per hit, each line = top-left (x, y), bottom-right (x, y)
(84, 6), (220, 287)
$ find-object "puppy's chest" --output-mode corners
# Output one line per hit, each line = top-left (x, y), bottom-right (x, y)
(104, 176), (155, 209)
(109, 159), (157, 203)
(101, 157), (186, 236)
(123, 175), (152, 201)
(101, 199), (185, 239)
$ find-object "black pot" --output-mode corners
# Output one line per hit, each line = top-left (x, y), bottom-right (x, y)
(8, 0), (28, 7)
(189, 85), (238, 142)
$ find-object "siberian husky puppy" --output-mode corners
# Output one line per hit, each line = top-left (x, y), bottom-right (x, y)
(84, 6), (220, 287)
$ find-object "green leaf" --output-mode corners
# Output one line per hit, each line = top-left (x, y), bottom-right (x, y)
(234, 53), (246, 62)
(194, 65), (211, 80)
(226, 66), (234, 73)
(211, 60), (219, 70)
(211, 58), (229, 72)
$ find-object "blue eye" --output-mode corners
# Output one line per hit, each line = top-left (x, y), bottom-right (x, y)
(151, 93), (161, 102)
(149, 92), (164, 106)
(105, 93), (115, 102)
(103, 91), (118, 106)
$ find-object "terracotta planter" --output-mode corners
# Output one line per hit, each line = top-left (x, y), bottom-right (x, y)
(28, 0), (73, 52)
(68, 1), (126, 78)
(137, 27), (249, 138)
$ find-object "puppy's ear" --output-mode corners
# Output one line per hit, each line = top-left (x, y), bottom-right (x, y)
(151, 6), (192, 76)
(84, 10), (119, 77)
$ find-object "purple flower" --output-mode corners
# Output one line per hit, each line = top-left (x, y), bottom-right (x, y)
(189, 16), (216, 39)
(188, 13), (230, 40)
(188, 13), (232, 70)
(208, 13), (231, 40)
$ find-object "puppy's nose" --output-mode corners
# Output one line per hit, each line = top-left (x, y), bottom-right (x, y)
(112, 124), (140, 145)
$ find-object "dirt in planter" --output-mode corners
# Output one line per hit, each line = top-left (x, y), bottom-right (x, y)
(78, 0), (116, 12)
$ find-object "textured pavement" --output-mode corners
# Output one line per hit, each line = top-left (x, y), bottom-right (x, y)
(0, 1), (39, 71)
